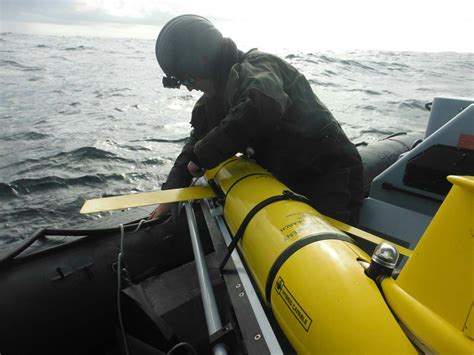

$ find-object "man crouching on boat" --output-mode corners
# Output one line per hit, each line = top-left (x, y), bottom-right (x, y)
(149, 15), (363, 225)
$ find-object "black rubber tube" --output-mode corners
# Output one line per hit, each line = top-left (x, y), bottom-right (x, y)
(0, 216), (164, 267)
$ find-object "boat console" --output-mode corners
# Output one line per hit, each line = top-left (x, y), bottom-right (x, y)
(359, 96), (474, 249)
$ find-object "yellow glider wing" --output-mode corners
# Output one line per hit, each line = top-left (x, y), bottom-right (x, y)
(323, 215), (413, 257)
(80, 186), (216, 214)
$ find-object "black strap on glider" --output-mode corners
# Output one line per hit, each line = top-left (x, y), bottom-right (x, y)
(219, 190), (310, 273)
(225, 173), (271, 197)
(265, 232), (354, 303)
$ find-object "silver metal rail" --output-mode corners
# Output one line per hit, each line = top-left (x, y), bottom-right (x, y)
(184, 202), (227, 355)
(213, 212), (284, 355)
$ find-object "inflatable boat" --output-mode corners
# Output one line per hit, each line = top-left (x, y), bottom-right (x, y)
(0, 96), (473, 354)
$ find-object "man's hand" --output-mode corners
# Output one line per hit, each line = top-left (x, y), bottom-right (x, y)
(187, 161), (204, 177)
(148, 202), (183, 221)
(148, 160), (202, 221)
(148, 203), (172, 220)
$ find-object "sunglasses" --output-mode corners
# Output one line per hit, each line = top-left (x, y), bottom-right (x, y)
(162, 76), (196, 89)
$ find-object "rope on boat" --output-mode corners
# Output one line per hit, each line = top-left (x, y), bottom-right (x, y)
(117, 223), (130, 355)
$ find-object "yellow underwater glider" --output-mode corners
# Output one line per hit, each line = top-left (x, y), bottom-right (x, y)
(80, 156), (473, 354)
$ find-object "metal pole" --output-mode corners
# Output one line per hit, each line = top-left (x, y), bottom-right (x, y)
(214, 213), (284, 354)
(185, 202), (227, 355)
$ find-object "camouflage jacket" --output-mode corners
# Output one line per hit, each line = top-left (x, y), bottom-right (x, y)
(162, 50), (360, 190)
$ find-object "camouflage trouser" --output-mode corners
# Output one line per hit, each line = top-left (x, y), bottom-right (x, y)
(284, 155), (363, 226)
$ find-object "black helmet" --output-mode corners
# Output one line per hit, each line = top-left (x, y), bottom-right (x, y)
(155, 15), (223, 81)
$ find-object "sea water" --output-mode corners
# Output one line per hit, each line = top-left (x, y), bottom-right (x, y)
(1, 32), (473, 244)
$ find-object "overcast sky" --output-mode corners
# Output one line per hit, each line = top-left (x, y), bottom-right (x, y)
(1, 0), (473, 52)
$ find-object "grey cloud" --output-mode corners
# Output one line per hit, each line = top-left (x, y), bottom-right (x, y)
(0, 0), (177, 26)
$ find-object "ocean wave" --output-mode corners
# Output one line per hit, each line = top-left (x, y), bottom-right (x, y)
(310, 54), (377, 72)
(57, 107), (81, 115)
(141, 158), (167, 165)
(313, 54), (337, 63)
(0, 157), (42, 171)
(52, 147), (129, 162)
(393, 99), (427, 110)
(347, 88), (382, 96)
(322, 69), (337, 76)
(36, 44), (48, 48)
(63, 45), (93, 51)
(3, 131), (50, 141)
(119, 144), (152, 152)
(340, 59), (375, 71)
(173, 94), (195, 101)
(0, 147), (133, 172)
(355, 104), (386, 113)
(458, 61), (474, 70)
(8, 174), (126, 193)
(359, 128), (397, 135)
(1, 204), (89, 238)
(372, 61), (410, 72)
(0, 182), (20, 198)
(0, 59), (42, 71)
(308, 78), (339, 88)
(0, 236), (17, 246)
(50, 55), (72, 62)
(138, 137), (187, 143)
(93, 88), (132, 99)
(303, 59), (319, 65)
